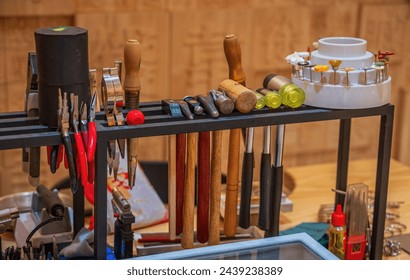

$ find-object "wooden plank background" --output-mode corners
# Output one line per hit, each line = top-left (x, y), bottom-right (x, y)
(0, 0), (409, 195)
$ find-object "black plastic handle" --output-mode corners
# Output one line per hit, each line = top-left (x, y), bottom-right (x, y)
(238, 151), (254, 229)
(28, 147), (41, 186)
(258, 152), (272, 230)
(62, 135), (78, 193)
(36, 184), (64, 217)
(265, 165), (283, 237)
(22, 148), (29, 173)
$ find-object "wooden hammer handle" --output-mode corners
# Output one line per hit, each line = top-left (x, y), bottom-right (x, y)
(175, 133), (186, 236)
(223, 34), (245, 237)
(224, 34), (246, 86)
(197, 131), (210, 243)
(123, 39), (141, 92)
(224, 128), (241, 237)
(181, 132), (196, 249)
(209, 130), (223, 245)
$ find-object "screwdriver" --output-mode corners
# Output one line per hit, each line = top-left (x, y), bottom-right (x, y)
(124, 39), (141, 189)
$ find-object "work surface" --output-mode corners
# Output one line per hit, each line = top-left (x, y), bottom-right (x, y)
(137, 158), (410, 260)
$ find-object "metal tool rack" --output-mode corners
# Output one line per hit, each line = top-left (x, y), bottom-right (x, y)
(0, 102), (394, 260)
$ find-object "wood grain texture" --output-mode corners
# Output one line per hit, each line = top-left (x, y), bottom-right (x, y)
(209, 130), (222, 245)
(359, 3), (410, 165)
(170, 10), (252, 97)
(224, 128), (241, 237)
(167, 135), (176, 240)
(181, 132), (196, 249)
(74, 0), (168, 13)
(0, 0), (75, 17)
(0, 1), (409, 197)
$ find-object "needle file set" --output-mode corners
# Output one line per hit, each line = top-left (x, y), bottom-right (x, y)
(344, 183), (369, 260)
(328, 183), (369, 260)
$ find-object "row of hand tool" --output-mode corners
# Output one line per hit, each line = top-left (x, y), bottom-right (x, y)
(50, 90), (97, 199)
(22, 52), (97, 204)
(1, 242), (59, 260)
(160, 34), (305, 250)
(96, 40), (143, 189)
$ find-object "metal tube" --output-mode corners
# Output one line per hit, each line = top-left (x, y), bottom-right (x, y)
(274, 125), (285, 167)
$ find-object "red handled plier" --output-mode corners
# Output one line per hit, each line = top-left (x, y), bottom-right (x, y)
(59, 91), (77, 193)
(70, 93), (88, 189)
(83, 93), (97, 184)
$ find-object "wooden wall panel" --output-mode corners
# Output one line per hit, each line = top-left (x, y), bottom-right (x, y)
(359, 3), (410, 165)
(0, 0), (75, 17)
(0, 1), (409, 195)
(0, 16), (73, 195)
(74, 0), (168, 13)
(170, 10), (253, 96)
(76, 12), (170, 161)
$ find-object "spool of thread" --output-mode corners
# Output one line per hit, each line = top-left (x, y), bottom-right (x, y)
(218, 79), (256, 113)
(263, 74), (305, 108)
(256, 88), (282, 109)
(35, 26), (90, 128)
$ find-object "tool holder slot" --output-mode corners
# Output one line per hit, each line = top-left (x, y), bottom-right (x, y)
(0, 103), (394, 260)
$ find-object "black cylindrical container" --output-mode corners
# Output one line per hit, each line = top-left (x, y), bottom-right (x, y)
(35, 26), (90, 128)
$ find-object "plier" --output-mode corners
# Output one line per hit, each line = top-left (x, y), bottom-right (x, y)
(84, 93), (97, 184)
(70, 93), (88, 188)
(58, 90), (77, 193)
(47, 91), (65, 173)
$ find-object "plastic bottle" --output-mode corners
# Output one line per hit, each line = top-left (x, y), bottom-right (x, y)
(263, 74), (305, 108)
(328, 204), (346, 259)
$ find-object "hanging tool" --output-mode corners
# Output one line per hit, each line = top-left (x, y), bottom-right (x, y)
(197, 130), (211, 243)
(218, 79), (256, 113)
(70, 93), (88, 188)
(162, 99), (183, 117)
(258, 126), (272, 231)
(266, 125), (285, 237)
(124, 39), (142, 188)
(89, 69), (101, 112)
(209, 90), (234, 115)
(161, 100), (186, 238)
(195, 94), (216, 241)
(183, 96), (204, 115)
(177, 100), (194, 120)
(111, 66), (126, 159)
(101, 66), (125, 180)
(102, 67), (117, 169)
(208, 129), (223, 245)
(345, 183), (368, 260)
(112, 187), (135, 259)
(168, 134), (177, 240)
(84, 93), (97, 184)
(58, 90), (77, 193)
(181, 132), (196, 249)
(23, 52), (41, 186)
(196, 94), (219, 118)
(47, 145), (64, 174)
(175, 133), (186, 236)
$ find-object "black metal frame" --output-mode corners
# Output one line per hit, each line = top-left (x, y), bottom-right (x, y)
(0, 103), (394, 260)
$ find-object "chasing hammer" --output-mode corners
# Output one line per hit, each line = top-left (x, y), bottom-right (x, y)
(223, 34), (255, 238)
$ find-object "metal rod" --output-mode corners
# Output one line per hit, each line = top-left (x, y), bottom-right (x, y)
(335, 119), (351, 207)
(94, 134), (108, 259)
(371, 106), (394, 259)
